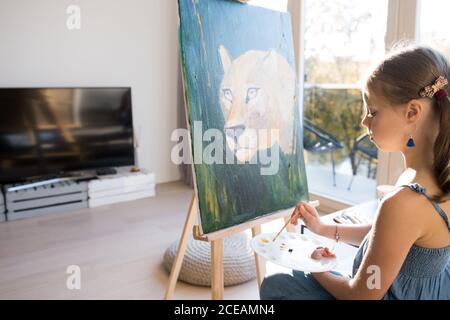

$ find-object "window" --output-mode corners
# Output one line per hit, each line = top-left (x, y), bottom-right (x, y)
(418, 0), (450, 56)
(302, 0), (389, 205)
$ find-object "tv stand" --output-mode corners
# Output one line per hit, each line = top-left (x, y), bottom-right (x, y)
(6, 177), (73, 192)
(87, 168), (155, 207)
(6, 174), (98, 192)
(4, 178), (89, 221)
(1, 167), (155, 221)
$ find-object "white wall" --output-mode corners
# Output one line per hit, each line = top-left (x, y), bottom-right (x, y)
(0, 0), (182, 183)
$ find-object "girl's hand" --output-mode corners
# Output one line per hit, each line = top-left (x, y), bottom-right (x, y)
(290, 201), (325, 236)
(310, 247), (336, 260)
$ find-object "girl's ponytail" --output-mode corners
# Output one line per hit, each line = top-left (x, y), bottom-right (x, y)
(433, 85), (450, 202)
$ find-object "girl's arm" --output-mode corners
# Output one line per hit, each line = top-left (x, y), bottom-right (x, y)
(312, 189), (421, 299)
(317, 223), (372, 247)
(291, 201), (372, 246)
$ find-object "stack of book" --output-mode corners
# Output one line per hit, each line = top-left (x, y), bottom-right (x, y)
(88, 168), (155, 208)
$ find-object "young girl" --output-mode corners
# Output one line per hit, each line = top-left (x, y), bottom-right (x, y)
(260, 46), (450, 300)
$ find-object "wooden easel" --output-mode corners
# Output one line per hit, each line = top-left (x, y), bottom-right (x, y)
(164, 195), (296, 300)
(166, 0), (299, 300)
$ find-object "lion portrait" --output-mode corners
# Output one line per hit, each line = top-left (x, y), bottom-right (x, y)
(218, 45), (297, 162)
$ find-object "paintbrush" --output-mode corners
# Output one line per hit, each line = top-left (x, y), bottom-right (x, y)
(272, 200), (320, 242)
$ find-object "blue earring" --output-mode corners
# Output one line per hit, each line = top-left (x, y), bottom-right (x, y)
(407, 135), (415, 148)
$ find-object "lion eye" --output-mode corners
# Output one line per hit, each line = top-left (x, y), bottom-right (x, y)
(246, 87), (260, 103)
(222, 89), (233, 102)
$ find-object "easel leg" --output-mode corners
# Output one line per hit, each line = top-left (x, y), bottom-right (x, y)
(251, 226), (266, 289)
(211, 239), (224, 300)
(164, 196), (197, 300)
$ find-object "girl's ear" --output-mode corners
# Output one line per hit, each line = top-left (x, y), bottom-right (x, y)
(405, 99), (423, 123)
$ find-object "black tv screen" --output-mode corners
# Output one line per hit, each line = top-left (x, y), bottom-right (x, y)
(0, 88), (134, 183)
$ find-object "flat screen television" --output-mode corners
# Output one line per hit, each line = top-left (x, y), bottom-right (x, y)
(0, 87), (134, 183)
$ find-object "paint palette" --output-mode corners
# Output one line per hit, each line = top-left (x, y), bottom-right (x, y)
(251, 232), (338, 273)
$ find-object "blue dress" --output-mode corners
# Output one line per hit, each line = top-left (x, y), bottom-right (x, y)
(260, 183), (450, 300)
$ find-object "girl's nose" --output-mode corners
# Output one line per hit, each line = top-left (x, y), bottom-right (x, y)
(361, 116), (369, 129)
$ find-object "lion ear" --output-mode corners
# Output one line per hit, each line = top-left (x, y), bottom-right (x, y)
(219, 45), (232, 72)
(262, 49), (278, 72)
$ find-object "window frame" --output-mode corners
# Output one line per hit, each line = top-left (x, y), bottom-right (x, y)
(289, 0), (419, 211)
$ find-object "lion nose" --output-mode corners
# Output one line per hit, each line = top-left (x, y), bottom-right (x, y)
(225, 124), (246, 141)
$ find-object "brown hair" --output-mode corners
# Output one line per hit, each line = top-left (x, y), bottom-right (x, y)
(366, 46), (450, 202)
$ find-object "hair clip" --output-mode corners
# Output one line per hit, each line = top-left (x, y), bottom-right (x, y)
(419, 76), (448, 99)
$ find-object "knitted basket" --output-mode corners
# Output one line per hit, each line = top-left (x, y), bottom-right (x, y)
(163, 233), (256, 286)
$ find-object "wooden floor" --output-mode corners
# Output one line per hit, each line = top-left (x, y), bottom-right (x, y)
(0, 181), (291, 300)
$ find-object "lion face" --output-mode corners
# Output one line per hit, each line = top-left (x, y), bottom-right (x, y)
(218, 45), (296, 162)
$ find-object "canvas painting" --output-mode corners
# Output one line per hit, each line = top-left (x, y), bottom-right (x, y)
(178, 0), (309, 235)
